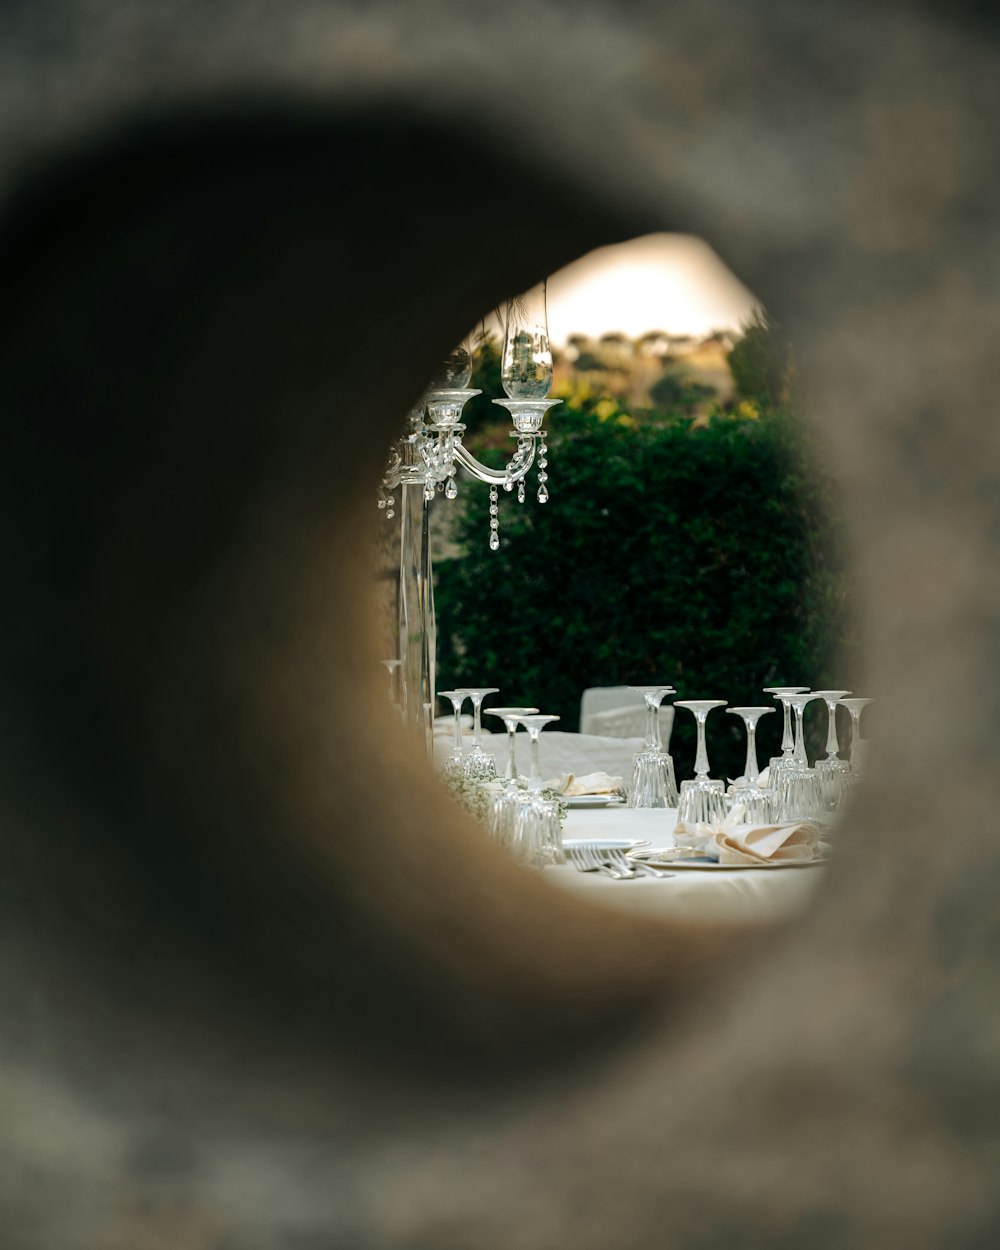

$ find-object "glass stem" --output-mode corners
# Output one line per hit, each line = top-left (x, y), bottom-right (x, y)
(850, 711), (862, 769)
(453, 703), (463, 754)
(793, 706), (808, 765)
(528, 731), (542, 792)
(781, 700), (793, 752)
(505, 723), (518, 782)
(644, 698), (658, 750)
(694, 713), (710, 779)
(472, 697), (483, 750)
(824, 701), (840, 758)
(745, 721), (759, 784)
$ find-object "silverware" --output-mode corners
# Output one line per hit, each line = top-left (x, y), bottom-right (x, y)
(564, 843), (674, 879)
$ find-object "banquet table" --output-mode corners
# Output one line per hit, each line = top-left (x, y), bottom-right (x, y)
(545, 807), (825, 924)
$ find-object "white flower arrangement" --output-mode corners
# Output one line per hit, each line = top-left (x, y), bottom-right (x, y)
(443, 773), (568, 828)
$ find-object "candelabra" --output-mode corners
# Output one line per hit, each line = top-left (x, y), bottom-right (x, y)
(378, 283), (561, 737)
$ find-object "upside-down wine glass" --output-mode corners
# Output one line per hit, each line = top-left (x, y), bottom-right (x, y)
(763, 686), (809, 784)
(485, 707), (540, 785)
(511, 714), (564, 866)
(675, 700), (728, 843)
(381, 658), (402, 708)
(840, 697), (873, 774)
(626, 685), (678, 808)
(454, 686), (499, 780)
(728, 706), (776, 824)
(484, 706), (539, 849)
(437, 689), (468, 782)
(774, 692), (825, 822)
(811, 689), (852, 811)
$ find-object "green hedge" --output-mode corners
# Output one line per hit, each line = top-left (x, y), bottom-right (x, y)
(434, 405), (858, 784)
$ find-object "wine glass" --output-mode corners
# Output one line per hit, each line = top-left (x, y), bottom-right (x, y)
(626, 685), (678, 808)
(727, 706), (776, 824)
(773, 692), (825, 822)
(484, 707), (540, 786)
(381, 658), (402, 707)
(840, 697), (874, 773)
(811, 689), (852, 811)
(453, 686), (499, 780)
(675, 700), (728, 840)
(763, 686), (809, 784)
(437, 689), (468, 781)
(511, 714), (564, 866)
(483, 706), (539, 848)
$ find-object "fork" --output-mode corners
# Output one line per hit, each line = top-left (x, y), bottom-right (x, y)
(565, 844), (631, 878)
(601, 846), (675, 878)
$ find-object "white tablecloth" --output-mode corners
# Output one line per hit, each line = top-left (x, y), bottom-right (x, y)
(546, 807), (824, 924)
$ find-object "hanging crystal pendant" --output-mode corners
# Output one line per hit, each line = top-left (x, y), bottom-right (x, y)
(489, 485), (500, 550)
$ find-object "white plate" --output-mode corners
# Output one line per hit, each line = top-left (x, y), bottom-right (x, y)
(630, 850), (827, 871)
(563, 794), (625, 808)
(563, 837), (648, 852)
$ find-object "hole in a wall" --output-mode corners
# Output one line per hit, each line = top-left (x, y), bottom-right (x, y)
(375, 230), (864, 875)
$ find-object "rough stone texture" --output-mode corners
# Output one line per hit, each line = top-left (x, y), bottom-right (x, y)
(0, 2), (998, 1247)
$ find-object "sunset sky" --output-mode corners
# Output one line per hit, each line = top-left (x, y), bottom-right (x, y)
(545, 233), (759, 344)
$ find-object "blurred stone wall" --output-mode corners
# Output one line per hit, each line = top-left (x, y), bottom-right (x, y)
(0, 3), (998, 1249)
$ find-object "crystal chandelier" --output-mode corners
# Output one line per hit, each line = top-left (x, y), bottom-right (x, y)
(379, 281), (559, 547)
(378, 282), (560, 740)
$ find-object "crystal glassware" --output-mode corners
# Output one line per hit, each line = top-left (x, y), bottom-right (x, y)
(484, 707), (539, 786)
(675, 700), (728, 841)
(510, 714), (564, 867)
(811, 689), (853, 811)
(763, 686), (810, 784)
(501, 282), (553, 399)
(626, 685), (678, 809)
(840, 697), (873, 773)
(381, 658), (403, 714)
(453, 687), (499, 780)
(437, 689), (468, 782)
(727, 706), (776, 824)
(773, 692), (825, 822)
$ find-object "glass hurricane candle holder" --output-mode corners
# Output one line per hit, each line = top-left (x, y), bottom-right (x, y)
(501, 282), (553, 399)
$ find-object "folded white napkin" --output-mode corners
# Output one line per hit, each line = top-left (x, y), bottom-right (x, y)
(675, 802), (821, 865)
(545, 771), (623, 797)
